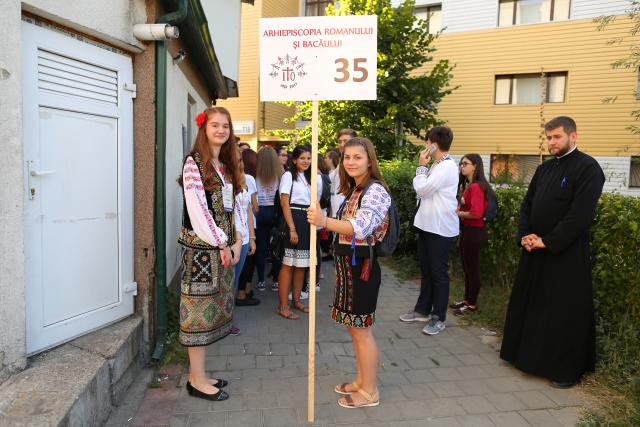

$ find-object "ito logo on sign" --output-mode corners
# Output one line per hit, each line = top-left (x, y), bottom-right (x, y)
(269, 54), (307, 90)
(260, 15), (377, 102)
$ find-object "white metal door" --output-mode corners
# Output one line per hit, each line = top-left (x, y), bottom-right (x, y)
(22, 21), (135, 354)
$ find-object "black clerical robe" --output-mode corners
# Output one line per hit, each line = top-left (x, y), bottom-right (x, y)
(500, 148), (605, 383)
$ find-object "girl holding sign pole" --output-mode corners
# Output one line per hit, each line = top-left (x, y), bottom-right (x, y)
(307, 137), (391, 408)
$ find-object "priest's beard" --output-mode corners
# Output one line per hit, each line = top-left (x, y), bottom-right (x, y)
(552, 144), (572, 157)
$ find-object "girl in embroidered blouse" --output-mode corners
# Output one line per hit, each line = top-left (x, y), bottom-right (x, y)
(307, 137), (391, 409)
(180, 107), (244, 402)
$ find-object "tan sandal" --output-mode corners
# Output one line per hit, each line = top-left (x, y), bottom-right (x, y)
(277, 306), (299, 320)
(338, 388), (379, 409)
(292, 300), (309, 313)
(334, 382), (359, 395)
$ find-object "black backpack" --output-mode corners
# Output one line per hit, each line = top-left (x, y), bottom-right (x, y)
(356, 180), (400, 258)
(319, 173), (332, 210)
(483, 191), (498, 223)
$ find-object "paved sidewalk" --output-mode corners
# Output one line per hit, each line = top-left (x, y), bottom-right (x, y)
(107, 262), (587, 427)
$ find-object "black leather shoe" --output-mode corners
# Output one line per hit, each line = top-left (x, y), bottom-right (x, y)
(186, 379), (228, 389)
(186, 381), (229, 401)
(235, 297), (260, 306)
(551, 380), (577, 389)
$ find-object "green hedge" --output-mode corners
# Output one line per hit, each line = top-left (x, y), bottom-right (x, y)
(380, 160), (640, 391)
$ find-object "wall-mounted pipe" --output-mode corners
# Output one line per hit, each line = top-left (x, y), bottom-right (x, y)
(133, 23), (179, 41)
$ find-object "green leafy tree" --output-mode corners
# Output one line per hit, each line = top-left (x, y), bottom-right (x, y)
(272, 0), (455, 159)
(594, 1), (640, 135)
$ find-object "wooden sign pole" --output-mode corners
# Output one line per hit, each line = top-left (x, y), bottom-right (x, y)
(307, 100), (319, 422)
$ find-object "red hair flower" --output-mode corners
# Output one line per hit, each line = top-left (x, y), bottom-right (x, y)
(195, 111), (207, 128)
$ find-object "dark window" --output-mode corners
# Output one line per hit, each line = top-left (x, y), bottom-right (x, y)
(414, 4), (443, 34)
(630, 157), (640, 188)
(499, 0), (571, 27)
(495, 72), (567, 105)
(305, 0), (334, 16)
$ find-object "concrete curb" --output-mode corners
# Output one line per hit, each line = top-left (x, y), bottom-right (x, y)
(0, 316), (144, 426)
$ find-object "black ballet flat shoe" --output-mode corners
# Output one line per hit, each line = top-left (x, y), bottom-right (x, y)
(186, 379), (228, 390)
(186, 381), (229, 401)
(551, 380), (577, 389)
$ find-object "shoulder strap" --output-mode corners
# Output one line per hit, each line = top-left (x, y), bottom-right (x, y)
(357, 180), (380, 209)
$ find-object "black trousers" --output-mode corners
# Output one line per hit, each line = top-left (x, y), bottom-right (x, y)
(414, 230), (455, 321)
(459, 226), (487, 306)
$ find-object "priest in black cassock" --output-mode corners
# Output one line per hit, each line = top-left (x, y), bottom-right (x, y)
(500, 116), (605, 388)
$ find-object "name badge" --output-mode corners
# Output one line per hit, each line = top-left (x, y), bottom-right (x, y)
(222, 183), (234, 212)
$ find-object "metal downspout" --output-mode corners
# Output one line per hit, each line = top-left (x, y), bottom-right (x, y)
(152, 0), (188, 360)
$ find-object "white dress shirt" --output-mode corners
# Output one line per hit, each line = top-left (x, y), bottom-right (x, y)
(413, 156), (460, 238)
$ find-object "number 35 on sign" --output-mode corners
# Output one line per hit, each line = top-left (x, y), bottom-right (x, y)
(259, 15), (377, 102)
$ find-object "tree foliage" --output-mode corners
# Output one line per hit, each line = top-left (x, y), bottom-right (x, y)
(594, 1), (640, 135)
(271, 0), (455, 159)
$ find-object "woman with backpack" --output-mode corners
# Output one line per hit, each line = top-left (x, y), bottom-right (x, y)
(277, 145), (321, 319)
(450, 154), (495, 315)
(307, 137), (391, 409)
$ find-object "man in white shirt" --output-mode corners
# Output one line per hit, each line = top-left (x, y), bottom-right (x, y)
(399, 126), (459, 336)
(329, 128), (357, 218)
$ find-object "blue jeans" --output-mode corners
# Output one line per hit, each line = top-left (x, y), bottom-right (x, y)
(414, 230), (455, 321)
(233, 243), (249, 296)
(255, 205), (280, 282)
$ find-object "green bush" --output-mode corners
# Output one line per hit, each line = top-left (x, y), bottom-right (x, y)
(379, 159), (420, 255)
(380, 159), (640, 399)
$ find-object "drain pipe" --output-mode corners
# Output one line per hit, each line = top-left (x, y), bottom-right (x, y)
(152, 0), (188, 360)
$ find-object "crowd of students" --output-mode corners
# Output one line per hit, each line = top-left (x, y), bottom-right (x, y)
(176, 106), (598, 407)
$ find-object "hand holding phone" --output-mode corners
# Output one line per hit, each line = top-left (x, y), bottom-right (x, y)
(419, 144), (436, 166)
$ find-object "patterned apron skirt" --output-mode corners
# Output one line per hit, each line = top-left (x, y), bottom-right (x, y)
(282, 204), (311, 268)
(179, 246), (234, 346)
(331, 255), (381, 328)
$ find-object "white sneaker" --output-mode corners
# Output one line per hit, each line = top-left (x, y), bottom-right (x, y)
(399, 311), (431, 322)
(288, 291), (309, 300)
(316, 285), (320, 292)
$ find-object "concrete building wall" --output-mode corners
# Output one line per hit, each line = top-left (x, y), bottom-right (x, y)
(218, 1), (261, 142)
(572, 0), (630, 20)
(205, 0), (242, 82)
(441, 0), (497, 34)
(132, 1), (158, 352)
(22, 0), (146, 51)
(0, 0), (149, 380)
(428, 18), (639, 158)
(165, 50), (209, 283)
(0, 0), (27, 383)
(597, 156), (640, 196)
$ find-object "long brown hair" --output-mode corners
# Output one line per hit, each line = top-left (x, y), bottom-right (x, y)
(458, 153), (495, 200)
(191, 107), (244, 195)
(242, 148), (257, 178)
(337, 137), (388, 196)
(256, 146), (282, 187)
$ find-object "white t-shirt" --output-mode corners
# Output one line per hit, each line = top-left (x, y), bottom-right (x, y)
(329, 166), (345, 217)
(279, 170), (322, 206)
(256, 178), (278, 206)
(235, 174), (258, 245)
(245, 174), (257, 229)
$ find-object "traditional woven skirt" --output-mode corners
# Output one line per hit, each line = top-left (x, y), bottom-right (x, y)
(179, 246), (234, 347)
(331, 255), (381, 328)
(282, 204), (311, 268)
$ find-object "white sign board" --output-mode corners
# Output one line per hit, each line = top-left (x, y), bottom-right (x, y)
(259, 15), (377, 101)
(233, 120), (255, 135)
